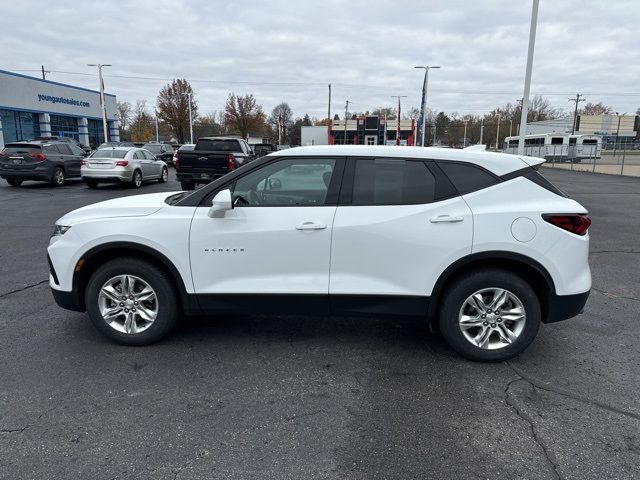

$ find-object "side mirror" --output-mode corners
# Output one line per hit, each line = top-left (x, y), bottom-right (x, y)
(208, 189), (233, 218)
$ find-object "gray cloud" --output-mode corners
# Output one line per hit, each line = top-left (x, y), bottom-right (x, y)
(3, 0), (639, 119)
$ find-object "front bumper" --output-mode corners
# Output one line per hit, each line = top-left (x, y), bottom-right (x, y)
(51, 287), (85, 312)
(544, 290), (590, 323)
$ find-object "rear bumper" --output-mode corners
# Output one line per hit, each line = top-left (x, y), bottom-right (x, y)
(1, 169), (52, 181)
(177, 171), (228, 183)
(544, 290), (590, 323)
(82, 168), (132, 182)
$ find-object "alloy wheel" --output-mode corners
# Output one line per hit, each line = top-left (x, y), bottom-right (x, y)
(458, 288), (526, 350)
(97, 275), (158, 334)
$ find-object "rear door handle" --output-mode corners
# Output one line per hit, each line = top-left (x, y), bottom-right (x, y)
(296, 221), (327, 231)
(430, 215), (464, 223)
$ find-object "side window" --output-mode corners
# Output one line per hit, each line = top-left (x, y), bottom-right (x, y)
(57, 144), (73, 155)
(133, 151), (142, 160)
(351, 158), (436, 205)
(232, 158), (336, 207)
(437, 161), (500, 195)
(142, 150), (153, 160)
(43, 145), (58, 154)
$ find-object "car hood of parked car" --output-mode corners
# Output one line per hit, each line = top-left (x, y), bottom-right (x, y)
(57, 192), (182, 225)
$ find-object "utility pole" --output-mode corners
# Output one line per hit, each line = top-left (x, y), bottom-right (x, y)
(41, 65), (49, 80)
(391, 96), (407, 145)
(568, 93), (585, 135)
(480, 117), (484, 144)
(344, 100), (351, 145)
(327, 84), (332, 121)
(509, 119), (513, 137)
(517, 0), (539, 155)
(87, 64), (112, 142)
(463, 121), (468, 147)
(614, 112), (626, 158)
(414, 65), (440, 146)
(155, 108), (159, 143)
(495, 115), (501, 150)
(188, 92), (194, 144)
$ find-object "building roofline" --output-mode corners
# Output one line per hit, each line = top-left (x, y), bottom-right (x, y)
(0, 69), (116, 98)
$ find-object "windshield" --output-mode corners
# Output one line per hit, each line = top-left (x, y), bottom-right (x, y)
(91, 149), (128, 159)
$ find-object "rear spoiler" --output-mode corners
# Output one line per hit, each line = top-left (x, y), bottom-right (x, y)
(518, 155), (545, 169)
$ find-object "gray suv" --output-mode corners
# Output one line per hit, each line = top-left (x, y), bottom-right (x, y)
(0, 140), (86, 187)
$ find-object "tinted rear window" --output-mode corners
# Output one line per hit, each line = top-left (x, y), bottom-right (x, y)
(2, 144), (41, 154)
(352, 158), (436, 205)
(91, 149), (128, 159)
(437, 161), (501, 194)
(195, 139), (241, 151)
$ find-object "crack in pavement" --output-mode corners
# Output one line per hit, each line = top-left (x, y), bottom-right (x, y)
(171, 450), (210, 480)
(0, 279), (48, 299)
(506, 362), (640, 422)
(592, 287), (640, 304)
(504, 377), (562, 480)
(0, 407), (56, 435)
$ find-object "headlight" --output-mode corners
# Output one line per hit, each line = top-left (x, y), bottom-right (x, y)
(52, 225), (72, 236)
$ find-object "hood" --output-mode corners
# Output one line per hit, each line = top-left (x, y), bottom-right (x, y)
(57, 191), (181, 225)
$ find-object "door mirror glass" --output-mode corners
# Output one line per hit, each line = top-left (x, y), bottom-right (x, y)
(208, 189), (233, 218)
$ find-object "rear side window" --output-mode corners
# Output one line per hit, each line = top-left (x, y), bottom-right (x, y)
(437, 161), (500, 195)
(57, 143), (73, 155)
(503, 168), (568, 198)
(352, 158), (436, 205)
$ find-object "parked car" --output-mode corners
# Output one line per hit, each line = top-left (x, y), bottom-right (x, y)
(143, 143), (174, 166)
(175, 136), (255, 190)
(81, 147), (168, 189)
(0, 140), (85, 186)
(48, 145), (591, 361)
(173, 143), (195, 167)
(35, 136), (91, 155)
(250, 143), (277, 157)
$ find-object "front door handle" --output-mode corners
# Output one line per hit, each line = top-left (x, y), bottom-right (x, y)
(296, 221), (327, 231)
(430, 215), (464, 223)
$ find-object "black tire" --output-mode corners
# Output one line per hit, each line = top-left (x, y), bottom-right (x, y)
(51, 166), (66, 187)
(6, 178), (23, 187)
(438, 269), (541, 362)
(180, 180), (195, 191)
(158, 167), (168, 183)
(130, 170), (142, 188)
(85, 180), (99, 189)
(85, 257), (179, 345)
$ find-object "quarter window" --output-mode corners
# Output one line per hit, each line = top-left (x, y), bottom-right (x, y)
(351, 158), (436, 205)
(232, 158), (336, 206)
(437, 161), (500, 195)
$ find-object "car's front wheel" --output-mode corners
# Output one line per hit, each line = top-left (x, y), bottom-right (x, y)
(438, 269), (540, 362)
(85, 258), (178, 345)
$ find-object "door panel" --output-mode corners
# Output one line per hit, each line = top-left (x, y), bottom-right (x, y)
(189, 206), (336, 293)
(330, 197), (472, 297)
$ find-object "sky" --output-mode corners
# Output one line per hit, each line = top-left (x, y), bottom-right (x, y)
(2, 0), (639, 120)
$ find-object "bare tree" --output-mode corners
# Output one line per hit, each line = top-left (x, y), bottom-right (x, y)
(129, 100), (154, 143)
(193, 112), (224, 140)
(579, 102), (614, 115)
(224, 93), (266, 138)
(117, 101), (132, 130)
(269, 102), (293, 145)
(157, 79), (198, 143)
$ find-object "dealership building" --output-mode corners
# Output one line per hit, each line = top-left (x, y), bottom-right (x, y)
(0, 69), (119, 149)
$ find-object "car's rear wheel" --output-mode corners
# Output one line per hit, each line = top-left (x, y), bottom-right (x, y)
(159, 167), (168, 183)
(180, 180), (195, 190)
(85, 257), (178, 345)
(438, 269), (540, 362)
(130, 170), (142, 188)
(51, 167), (65, 187)
(85, 180), (99, 189)
(6, 178), (23, 187)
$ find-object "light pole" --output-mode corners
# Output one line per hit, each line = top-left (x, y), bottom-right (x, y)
(463, 121), (468, 147)
(479, 118), (484, 145)
(495, 115), (501, 150)
(188, 93), (194, 144)
(391, 96), (407, 145)
(154, 108), (159, 143)
(614, 112), (626, 158)
(517, 0), (539, 155)
(344, 100), (351, 145)
(87, 63), (112, 142)
(414, 65), (440, 147)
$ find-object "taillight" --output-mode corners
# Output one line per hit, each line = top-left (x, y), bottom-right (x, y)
(29, 153), (47, 162)
(227, 154), (236, 171)
(543, 214), (591, 236)
(116, 160), (129, 167)
(175, 154), (180, 170)
(81, 160), (88, 166)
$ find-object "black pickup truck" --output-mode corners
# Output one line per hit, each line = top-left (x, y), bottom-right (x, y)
(175, 137), (255, 190)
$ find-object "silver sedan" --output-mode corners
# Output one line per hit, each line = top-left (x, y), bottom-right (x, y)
(81, 147), (168, 189)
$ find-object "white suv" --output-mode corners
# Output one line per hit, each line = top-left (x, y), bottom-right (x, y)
(48, 146), (591, 361)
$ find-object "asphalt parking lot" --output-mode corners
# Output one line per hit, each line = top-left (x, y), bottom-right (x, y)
(1, 169), (639, 480)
